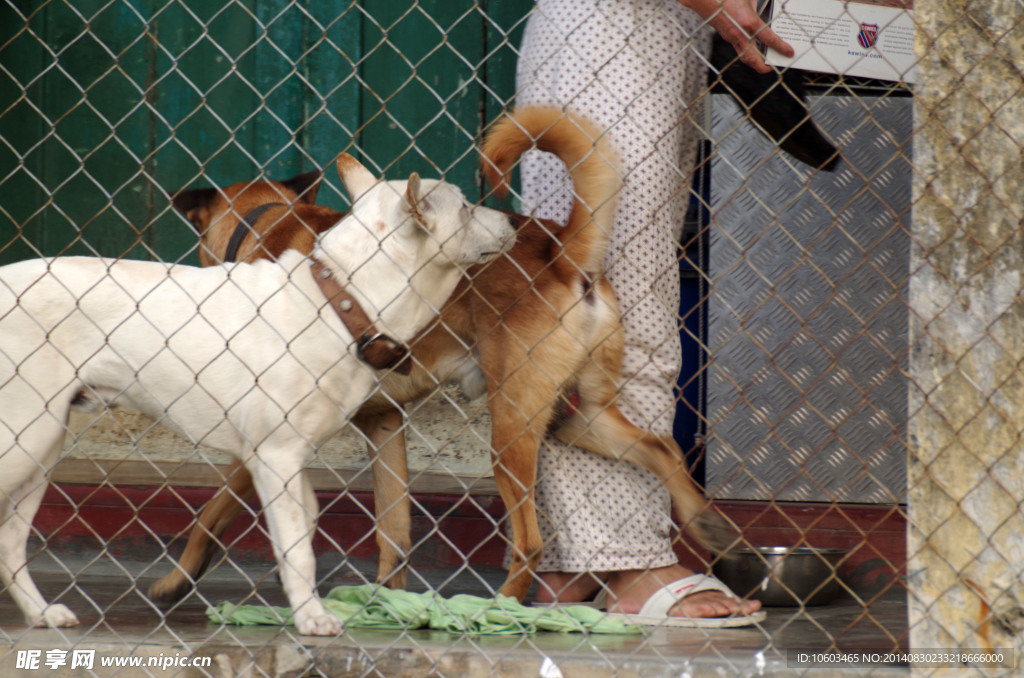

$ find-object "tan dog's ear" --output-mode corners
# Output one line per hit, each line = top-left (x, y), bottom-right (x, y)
(172, 187), (218, 216)
(282, 170), (322, 204)
(336, 153), (378, 203)
(403, 173), (428, 228)
(171, 187), (219, 235)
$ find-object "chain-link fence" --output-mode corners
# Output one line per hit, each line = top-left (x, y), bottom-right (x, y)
(1, 0), (1022, 675)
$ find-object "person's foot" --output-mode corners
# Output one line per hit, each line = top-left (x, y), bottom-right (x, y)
(605, 564), (761, 619)
(536, 564), (760, 619)
(535, 571), (606, 604)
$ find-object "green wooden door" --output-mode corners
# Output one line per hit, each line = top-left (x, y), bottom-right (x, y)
(0, 0), (531, 265)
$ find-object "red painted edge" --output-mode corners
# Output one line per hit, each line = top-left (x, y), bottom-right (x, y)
(36, 485), (905, 592)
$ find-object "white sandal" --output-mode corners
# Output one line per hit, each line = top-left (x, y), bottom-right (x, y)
(603, 574), (767, 628)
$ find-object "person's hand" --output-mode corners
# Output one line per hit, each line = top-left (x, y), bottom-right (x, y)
(681, 0), (794, 73)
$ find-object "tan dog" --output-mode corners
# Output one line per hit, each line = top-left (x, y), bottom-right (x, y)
(151, 108), (731, 606)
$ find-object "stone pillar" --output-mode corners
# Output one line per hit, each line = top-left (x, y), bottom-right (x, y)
(908, 0), (1024, 671)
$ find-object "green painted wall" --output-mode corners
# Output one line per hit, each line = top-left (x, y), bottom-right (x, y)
(0, 0), (530, 265)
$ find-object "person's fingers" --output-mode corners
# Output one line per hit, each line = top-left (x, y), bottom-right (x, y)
(731, 37), (771, 74)
(743, 29), (795, 74)
(706, 0), (797, 72)
(722, 23), (794, 74)
(755, 25), (795, 59)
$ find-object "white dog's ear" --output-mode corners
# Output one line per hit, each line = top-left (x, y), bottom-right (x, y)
(403, 172), (429, 229)
(336, 153), (378, 202)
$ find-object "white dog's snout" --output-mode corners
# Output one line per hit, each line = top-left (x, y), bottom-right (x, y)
(474, 207), (517, 252)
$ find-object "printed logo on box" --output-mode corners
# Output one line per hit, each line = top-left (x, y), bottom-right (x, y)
(858, 23), (879, 49)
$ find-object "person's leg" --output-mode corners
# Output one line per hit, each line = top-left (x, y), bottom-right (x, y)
(514, 0), (757, 618)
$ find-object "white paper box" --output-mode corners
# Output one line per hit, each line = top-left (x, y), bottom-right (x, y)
(766, 0), (917, 83)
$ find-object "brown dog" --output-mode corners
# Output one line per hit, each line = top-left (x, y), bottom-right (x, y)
(150, 108), (730, 605)
(172, 169), (331, 267)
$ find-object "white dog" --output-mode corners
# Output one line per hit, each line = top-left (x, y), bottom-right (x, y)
(0, 154), (516, 635)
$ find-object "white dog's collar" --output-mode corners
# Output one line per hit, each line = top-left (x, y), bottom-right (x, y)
(309, 257), (413, 375)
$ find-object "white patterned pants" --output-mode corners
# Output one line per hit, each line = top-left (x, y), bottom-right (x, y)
(513, 0), (711, 572)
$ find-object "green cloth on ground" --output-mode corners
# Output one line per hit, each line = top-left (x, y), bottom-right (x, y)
(207, 585), (639, 635)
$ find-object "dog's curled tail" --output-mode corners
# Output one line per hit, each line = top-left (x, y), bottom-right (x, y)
(481, 107), (621, 275)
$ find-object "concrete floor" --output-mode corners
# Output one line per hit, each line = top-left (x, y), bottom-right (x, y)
(0, 554), (909, 677)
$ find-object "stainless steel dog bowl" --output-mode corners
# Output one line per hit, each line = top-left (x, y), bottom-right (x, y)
(713, 546), (847, 607)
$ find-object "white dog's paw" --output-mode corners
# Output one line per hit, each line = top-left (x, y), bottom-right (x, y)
(33, 604), (79, 628)
(293, 610), (342, 636)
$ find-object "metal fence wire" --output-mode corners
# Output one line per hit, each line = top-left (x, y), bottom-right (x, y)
(1, 0), (1022, 676)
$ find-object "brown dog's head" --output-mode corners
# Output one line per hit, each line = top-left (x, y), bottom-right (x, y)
(172, 170), (324, 266)
(172, 170), (322, 236)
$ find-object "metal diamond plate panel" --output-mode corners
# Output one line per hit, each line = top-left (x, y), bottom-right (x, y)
(706, 93), (911, 503)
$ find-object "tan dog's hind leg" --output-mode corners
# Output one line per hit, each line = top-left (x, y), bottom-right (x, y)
(356, 408), (411, 590)
(490, 426), (544, 601)
(148, 460), (255, 604)
(485, 369), (564, 600)
(554, 404), (737, 555)
(552, 287), (737, 555)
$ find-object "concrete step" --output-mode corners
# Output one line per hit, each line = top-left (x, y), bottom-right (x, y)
(1, 564), (909, 677)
